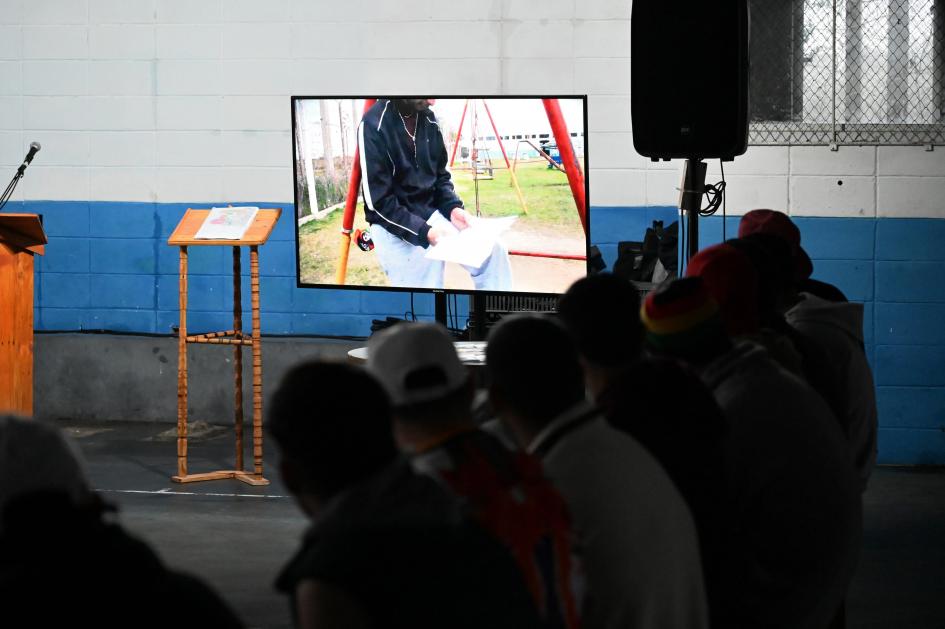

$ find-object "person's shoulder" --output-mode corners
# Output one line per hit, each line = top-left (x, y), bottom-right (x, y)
(422, 108), (441, 126)
(321, 459), (467, 537)
(362, 99), (392, 130)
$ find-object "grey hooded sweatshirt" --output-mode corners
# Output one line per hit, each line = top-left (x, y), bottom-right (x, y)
(786, 293), (878, 491)
(701, 341), (862, 629)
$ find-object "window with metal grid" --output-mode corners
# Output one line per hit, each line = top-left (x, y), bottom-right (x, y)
(749, 0), (945, 145)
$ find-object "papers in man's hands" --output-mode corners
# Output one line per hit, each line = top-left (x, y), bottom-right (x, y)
(194, 207), (259, 240)
(425, 216), (516, 268)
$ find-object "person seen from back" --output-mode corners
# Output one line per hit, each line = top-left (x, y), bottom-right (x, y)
(486, 314), (709, 629)
(269, 361), (544, 629)
(0, 414), (243, 628)
(366, 322), (582, 629)
(739, 209), (878, 490)
(686, 241), (808, 377)
(557, 274), (730, 623)
(641, 278), (862, 629)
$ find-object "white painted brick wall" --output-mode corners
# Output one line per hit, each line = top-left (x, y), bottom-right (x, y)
(646, 169), (682, 206)
(719, 175), (790, 215)
(89, 0), (157, 24)
(576, 0), (632, 20)
(90, 132), (155, 166)
(156, 166), (223, 201)
(156, 96), (221, 130)
(290, 23), (361, 59)
(574, 20), (631, 59)
(90, 166), (154, 200)
(877, 177), (945, 218)
(0, 26), (22, 58)
(90, 25), (156, 59)
(156, 131), (222, 166)
(156, 25), (221, 59)
(22, 61), (87, 96)
(24, 166), (90, 200)
(89, 61), (154, 97)
(220, 131), (289, 167)
(31, 131), (89, 166)
(0, 62), (21, 95)
(156, 60), (222, 95)
(791, 176), (876, 217)
(877, 146), (945, 177)
(222, 0), (289, 23)
(288, 0), (363, 23)
(504, 0), (573, 21)
(221, 23), (290, 59)
(22, 26), (88, 59)
(86, 97), (155, 130)
(503, 21), (573, 59)
(791, 146), (876, 177)
(0, 97), (23, 130)
(22, 0), (88, 26)
(0, 0), (940, 213)
(0, 131), (24, 166)
(23, 96), (87, 130)
(592, 169), (646, 206)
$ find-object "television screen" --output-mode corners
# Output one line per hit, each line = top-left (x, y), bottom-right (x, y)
(292, 96), (588, 295)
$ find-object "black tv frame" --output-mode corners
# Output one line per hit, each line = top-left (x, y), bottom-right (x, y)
(290, 94), (591, 304)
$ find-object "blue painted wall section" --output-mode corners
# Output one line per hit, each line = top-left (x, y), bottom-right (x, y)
(19, 200), (945, 464)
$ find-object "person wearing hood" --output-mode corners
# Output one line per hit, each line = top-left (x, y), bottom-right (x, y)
(0, 415), (244, 628)
(641, 278), (862, 629)
(738, 209), (878, 491)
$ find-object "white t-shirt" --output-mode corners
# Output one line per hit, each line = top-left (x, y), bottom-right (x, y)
(529, 402), (709, 629)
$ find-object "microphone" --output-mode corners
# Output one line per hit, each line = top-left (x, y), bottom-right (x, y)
(17, 142), (41, 175)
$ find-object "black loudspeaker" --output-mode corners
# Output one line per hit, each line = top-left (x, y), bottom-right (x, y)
(631, 0), (750, 161)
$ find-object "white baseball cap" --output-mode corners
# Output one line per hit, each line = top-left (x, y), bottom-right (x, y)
(366, 322), (467, 407)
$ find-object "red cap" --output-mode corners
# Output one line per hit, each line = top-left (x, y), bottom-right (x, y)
(686, 243), (760, 336)
(737, 209), (813, 280)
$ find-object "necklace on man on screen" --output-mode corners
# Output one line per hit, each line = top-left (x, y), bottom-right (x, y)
(399, 111), (417, 142)
(399, 111), (418, 163)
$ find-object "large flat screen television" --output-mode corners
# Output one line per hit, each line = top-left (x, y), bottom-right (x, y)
(291, 96), (589, 297)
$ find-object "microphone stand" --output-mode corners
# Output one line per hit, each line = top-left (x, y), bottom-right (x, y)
(0, 165), (26, 213)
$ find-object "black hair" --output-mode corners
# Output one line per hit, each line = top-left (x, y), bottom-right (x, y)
(486, 315), (586, 421)
(267, 361), (396, 500)
(557, 273), (643, 368)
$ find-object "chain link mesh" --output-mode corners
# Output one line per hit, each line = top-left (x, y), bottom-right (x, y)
(749, 0), (945, 145)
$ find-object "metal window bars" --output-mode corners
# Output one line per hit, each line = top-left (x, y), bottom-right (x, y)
(749, 0), (945, 146)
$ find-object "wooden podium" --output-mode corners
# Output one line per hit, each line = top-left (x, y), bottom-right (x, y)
(167, 208), (281, 486)
(0, 214), (46, 416)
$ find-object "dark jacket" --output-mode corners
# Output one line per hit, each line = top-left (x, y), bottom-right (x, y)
(358, 99), (464, 247)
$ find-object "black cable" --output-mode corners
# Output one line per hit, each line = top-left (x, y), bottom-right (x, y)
(720, 159), (727, 242)
(700, 175), (726, 217)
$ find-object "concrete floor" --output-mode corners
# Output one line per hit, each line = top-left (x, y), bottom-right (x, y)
(67, 420), (945, 629)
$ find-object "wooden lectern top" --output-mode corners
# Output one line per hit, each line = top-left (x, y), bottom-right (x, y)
(168, 208), (282, 247)
(0, 213), (47, 255)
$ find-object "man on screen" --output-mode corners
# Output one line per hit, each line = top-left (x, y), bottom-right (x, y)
(358, 98), (512, 290)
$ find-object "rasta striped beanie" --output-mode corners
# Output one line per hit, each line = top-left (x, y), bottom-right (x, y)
(640, 277), (726, 357)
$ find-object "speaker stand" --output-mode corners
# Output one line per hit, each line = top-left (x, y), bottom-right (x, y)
(679, 158), (708, 261)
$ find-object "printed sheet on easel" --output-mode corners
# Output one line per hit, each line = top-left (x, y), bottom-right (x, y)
(194, 207), (260, 240)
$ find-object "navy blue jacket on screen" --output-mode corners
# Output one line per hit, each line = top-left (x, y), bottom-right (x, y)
(358, 99), (464, 248)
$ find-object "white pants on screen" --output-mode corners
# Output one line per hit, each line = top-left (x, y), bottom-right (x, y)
(371, 212), (513, 291)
